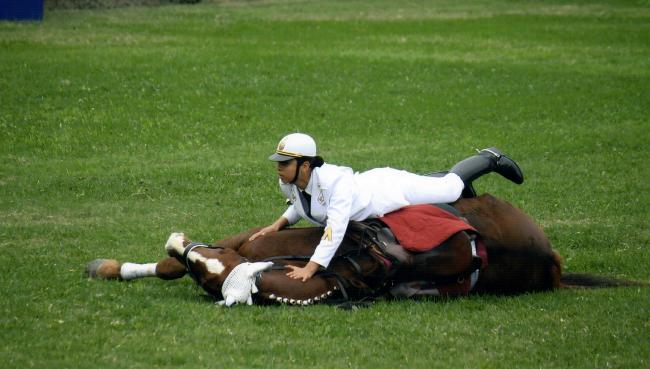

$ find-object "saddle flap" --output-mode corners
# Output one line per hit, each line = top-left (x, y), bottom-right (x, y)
(379, 204), (476, 252)
(376, 227), (412, 266)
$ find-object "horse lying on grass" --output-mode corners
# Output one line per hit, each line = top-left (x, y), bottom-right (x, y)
(87, 193), (639, 307)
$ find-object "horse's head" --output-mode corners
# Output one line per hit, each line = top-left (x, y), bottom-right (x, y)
(165, 233), (273, 306)
(165, 233), (244, 296)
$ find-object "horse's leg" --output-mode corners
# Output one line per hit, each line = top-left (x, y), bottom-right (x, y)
(88, 233), (190, 281)
(87, 229), (264, 282)
(86, 257), (187, 281)
(151, 257), (187, 280)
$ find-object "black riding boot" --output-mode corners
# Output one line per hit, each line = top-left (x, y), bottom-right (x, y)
(450, 147), (524, 198)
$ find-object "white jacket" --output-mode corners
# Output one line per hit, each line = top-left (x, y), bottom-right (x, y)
(279, 163), (463, 268)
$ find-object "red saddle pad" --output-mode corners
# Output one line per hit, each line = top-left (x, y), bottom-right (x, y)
(379, 204), (476, 252)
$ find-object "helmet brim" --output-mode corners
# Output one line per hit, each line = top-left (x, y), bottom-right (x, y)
(268, 153), (298, 161)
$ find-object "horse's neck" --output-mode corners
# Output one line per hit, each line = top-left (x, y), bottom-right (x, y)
(256, 270), (335, 302)
(238, 227), (324, 260)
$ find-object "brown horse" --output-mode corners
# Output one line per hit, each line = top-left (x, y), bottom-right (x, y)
(87, 193), (636, 306)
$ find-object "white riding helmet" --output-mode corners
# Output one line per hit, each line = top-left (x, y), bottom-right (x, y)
(268, 133), (317, 161)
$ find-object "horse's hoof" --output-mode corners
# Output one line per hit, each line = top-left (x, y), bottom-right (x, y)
(86, 259), (121, 279)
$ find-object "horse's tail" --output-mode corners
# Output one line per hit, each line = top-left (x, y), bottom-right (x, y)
(560, 273), (644, 288)
(552, 250), (643, 288)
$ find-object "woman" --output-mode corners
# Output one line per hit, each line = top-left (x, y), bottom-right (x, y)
(249, 133), (523, 281)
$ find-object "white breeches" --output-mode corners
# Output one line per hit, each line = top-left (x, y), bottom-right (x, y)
(355, 168), (464, 218)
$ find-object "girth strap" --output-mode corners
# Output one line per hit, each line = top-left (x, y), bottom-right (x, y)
(428, 238), (483, 286)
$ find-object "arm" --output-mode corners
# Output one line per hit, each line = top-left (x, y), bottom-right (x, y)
(285, 261), (321, 282)
(248, 215), (291, 241)
(249, 185), (303, 242)
(250, 181), (303, 242)
(286, 175), (355, 281)
(309, 190), (353, 268)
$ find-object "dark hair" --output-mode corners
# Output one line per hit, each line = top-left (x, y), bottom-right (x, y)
(296, 156), (324, 168)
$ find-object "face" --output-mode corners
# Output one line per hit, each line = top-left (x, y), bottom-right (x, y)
(276, 159), (297, 184)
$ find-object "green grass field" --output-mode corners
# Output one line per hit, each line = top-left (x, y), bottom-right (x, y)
(1, 0), (649, 368)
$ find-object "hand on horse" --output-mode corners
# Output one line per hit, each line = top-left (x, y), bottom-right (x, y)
(286, 261), (320, 282)
(249, 225), (279, 242)
(249, 217), (290, 242)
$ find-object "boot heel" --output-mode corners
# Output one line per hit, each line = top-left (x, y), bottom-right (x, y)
(495, 155), (524, 184)
(478, 147), (524, 185)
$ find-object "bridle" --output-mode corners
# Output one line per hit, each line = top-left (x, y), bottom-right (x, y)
(181, 242), (224, 283)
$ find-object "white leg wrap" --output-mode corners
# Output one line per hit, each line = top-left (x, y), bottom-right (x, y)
(120, 263), (157, 280)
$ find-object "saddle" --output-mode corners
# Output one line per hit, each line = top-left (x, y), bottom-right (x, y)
(345, 204), (486, 286)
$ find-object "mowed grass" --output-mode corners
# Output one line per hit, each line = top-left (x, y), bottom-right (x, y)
(1, 0), (649, 368)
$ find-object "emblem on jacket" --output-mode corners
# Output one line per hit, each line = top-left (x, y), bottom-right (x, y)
(322, 226), (332, 242)
(317, 191), (325, 205)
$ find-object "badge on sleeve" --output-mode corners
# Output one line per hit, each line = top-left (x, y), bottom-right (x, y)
(322, 226), (332, 242)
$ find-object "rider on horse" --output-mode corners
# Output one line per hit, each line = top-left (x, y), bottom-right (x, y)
(249, 133), (524, 282)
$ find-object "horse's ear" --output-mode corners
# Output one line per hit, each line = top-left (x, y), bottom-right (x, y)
(245, 262), (274, 277)
(225, 296), (237, 307)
